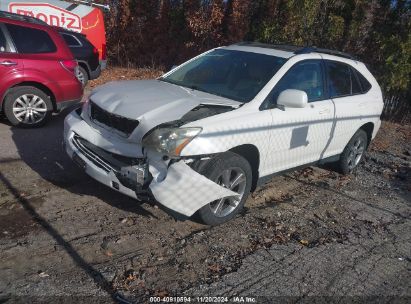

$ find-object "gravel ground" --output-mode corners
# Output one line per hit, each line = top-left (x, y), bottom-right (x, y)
(0, 69), (410, 303)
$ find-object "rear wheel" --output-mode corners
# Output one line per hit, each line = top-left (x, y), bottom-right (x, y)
(3, 86), (52, 128)
(196, 152), (252, 226)
(336, 129), (368, 174)
(76, 66), (89, 87)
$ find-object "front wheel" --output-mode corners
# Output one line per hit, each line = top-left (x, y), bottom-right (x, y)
(3, 86), (53, 127)
(196, 152), (252, 226)
(336, 129), (368, 174)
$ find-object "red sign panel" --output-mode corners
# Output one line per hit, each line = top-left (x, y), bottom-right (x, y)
(9, 3), (82, 31)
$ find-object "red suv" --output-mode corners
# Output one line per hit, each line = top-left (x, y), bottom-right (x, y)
(0, 11), (83, 127)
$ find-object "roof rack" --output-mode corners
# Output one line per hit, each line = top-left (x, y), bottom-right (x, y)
(233, 41), (302, 53)
(0, 10), (48, 26)
(233, 41), (356, 60)
(295, 47), (356, 60)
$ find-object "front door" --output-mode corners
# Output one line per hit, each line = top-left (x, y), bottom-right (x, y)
(263, 59), (335, 174)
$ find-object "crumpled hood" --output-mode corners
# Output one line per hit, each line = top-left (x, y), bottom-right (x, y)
(90, 80), (240, 120)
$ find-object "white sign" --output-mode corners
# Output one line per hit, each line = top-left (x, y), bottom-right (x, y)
(9, 2), (82, 32)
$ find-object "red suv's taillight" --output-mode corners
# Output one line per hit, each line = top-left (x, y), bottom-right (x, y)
(101, 43), (107, 60)
(60, 60), (78, 74)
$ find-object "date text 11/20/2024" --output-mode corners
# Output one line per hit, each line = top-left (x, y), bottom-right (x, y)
(149, 296), (257, 303)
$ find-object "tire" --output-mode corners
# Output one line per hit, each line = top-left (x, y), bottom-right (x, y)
(336, 129), (368, 174)
(76, 66), (89, 87)
(196, 152), (252, 226)
(3, 86), (53, 128)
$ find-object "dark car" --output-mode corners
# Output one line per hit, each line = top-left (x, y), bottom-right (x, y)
(59, 28), (101, 86)
(0, 11), (82, 127)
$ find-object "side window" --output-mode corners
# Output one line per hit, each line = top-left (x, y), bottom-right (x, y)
(268, 60), (325, 105)
(354, 69), (372, 93)
(6, 24), (56, 54)
(0, 23), (12, 53)
(325, 61), (351, 98)
(61, 33), (81, 47)
(350, 67), (362, 95)
(0, 25), (7, 52)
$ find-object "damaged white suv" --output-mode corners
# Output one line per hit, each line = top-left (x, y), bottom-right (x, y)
(64, 42), (383, 225)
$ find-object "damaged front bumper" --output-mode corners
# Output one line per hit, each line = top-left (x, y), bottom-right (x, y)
(64, 109), (237, 217)
(64, 116), (149, 200)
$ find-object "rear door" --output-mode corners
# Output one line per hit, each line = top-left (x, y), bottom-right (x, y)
(0, 22), (23, 99)
(323, 60), (372, 156)
(4, 22), (60, 81)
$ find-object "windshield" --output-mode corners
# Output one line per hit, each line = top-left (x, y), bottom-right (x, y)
(160, 49), (287, 103)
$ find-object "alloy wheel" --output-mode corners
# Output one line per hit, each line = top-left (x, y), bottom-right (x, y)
(76, 68), (86, 85)
(347, 137), (365, 171)
(12, 94), (48, 124)
(209, 167), (246, 217)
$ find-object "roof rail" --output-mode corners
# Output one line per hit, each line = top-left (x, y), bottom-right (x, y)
(233, 41), (356, 60)
(294, 47), (356, 60)
(233, 41), (302, 52)
(0, 10), (48, 26)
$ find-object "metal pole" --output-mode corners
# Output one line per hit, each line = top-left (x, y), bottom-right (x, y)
(69, 0), (110, 11)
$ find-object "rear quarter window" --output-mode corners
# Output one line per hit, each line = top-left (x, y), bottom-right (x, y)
(61, 33), (82, 47)
(353, 69), (372, 93)
(6, 24), (56, 54)
(350, 67), (362, 95)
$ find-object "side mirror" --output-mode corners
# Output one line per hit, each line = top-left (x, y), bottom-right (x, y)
(277, 89), (308, 108)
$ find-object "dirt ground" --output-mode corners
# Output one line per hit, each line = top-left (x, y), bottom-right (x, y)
(0, 68), (410, 303)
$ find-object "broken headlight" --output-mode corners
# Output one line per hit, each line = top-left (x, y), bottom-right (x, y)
(142, 127), (202, 157)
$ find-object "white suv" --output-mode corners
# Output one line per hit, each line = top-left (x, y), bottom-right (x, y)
(64, 42), (383, 225)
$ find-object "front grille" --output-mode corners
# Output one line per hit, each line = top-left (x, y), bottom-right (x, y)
(90, 101), (139, 136)
(72, 134), (112, 173)
(72, 134), (144, 173)
(72, 134), (149, 190)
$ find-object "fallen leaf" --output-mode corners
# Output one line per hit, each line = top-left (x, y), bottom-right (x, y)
(38, 271), (49, 278)
(208, 264), (221, 273)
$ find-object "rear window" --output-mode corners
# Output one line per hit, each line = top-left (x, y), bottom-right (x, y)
(6, 24), (56, 54)
(61, 33), (82, 47)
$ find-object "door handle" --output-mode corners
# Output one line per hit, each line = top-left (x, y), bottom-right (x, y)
(0, 61), (17, 66)
(319, 108), (330, 115)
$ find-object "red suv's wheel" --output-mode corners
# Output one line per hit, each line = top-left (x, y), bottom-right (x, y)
(76, 66), (89, 87)
(3, 86), (53, 128)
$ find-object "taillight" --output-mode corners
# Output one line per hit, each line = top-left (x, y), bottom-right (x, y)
(60, 60), (78, 74)
(101, 43), (106, 60)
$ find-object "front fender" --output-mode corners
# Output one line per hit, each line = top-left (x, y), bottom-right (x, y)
(180, 110), (272, 175)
